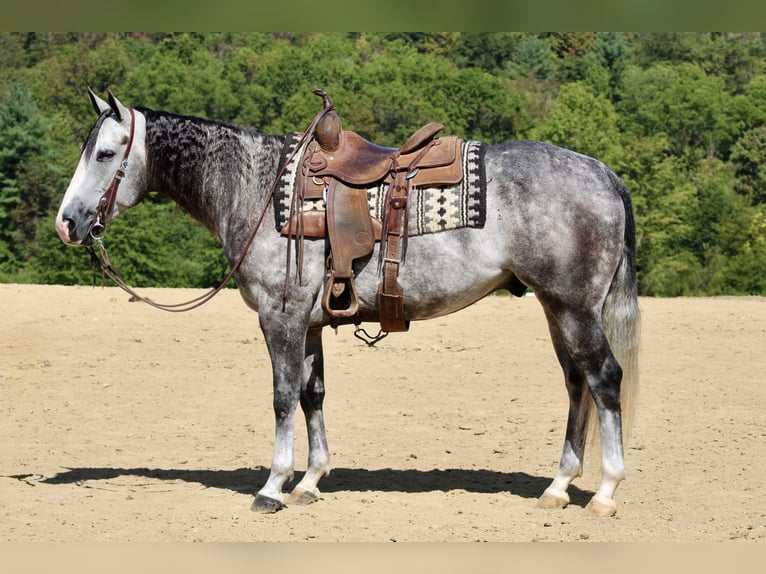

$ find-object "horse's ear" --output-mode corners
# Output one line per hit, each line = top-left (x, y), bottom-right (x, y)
(87, 87), (111, 117)
(106, 90), (127, 123)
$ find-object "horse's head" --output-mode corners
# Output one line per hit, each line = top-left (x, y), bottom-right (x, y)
(55, 89), (147, 246)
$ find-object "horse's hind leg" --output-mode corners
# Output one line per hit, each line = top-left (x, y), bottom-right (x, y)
(539, 304), (625, 516)
(538, 307), (588, 510)
(287, 327), (331, 505)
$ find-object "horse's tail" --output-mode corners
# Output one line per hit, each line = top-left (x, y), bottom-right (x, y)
(581, 171), (641, 443)
(603, 171), (640, 435)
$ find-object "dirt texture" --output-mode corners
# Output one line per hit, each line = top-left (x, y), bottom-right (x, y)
(1, 284), (764, 542)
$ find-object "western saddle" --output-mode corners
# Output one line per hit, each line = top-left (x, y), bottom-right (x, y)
(281, 89), (464, 333)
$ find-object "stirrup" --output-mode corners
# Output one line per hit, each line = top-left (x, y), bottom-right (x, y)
(321, 271), (360, 318)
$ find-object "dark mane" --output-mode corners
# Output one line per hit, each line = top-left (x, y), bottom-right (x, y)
(135, 106), (259, 137)
(136, 105), (284, 236)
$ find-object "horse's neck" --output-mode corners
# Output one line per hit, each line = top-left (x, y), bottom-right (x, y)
(143, 109), (283, 238)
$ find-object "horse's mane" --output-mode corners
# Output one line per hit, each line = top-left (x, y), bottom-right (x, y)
(136, 106), (261, 138)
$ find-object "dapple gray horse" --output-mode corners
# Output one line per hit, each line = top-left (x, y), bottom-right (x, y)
(55, 90), (640, 516)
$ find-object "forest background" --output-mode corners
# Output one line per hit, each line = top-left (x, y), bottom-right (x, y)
(1, 32), (765, 296)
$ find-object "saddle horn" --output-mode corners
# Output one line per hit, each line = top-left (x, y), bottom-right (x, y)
(313, 88), (341, 153)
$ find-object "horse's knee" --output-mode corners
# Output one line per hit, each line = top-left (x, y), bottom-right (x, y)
(274, 400), (295, 420)
(300, 382), (325, 412)
(586, 355), (622, 411)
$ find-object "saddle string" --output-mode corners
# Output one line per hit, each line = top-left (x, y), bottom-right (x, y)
(89, 104), (337, 313)
(282, 146), (312, 303)
(281, 106), (336, 308)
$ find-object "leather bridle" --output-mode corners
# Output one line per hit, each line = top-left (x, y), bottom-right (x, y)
(88, 107), (136, 242)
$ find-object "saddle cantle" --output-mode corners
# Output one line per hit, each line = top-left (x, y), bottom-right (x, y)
(282, 89), (465, 331)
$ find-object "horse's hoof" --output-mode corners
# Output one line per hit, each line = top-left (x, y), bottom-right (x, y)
(251, 494), (286, 513)
(538, 488), (569, 509)
(287, 487), (321, 506)
(586, 495), (617, 517)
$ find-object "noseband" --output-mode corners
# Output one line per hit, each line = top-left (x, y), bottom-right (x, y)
(88, 107), (137, 241)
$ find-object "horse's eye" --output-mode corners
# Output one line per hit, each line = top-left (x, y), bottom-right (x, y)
(96, 150), (116, 162)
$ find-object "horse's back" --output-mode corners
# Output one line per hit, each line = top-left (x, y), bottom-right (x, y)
(486, 140), (624, 208)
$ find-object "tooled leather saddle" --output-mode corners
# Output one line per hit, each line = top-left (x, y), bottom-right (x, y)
(281, 89), (464, 332)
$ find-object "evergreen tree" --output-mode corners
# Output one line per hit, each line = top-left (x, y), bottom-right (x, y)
(0, 84), (58, 273)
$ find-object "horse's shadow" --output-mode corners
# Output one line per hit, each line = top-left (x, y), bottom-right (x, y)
(26, 466), (595, 507)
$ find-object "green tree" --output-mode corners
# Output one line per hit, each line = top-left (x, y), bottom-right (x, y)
(125, 33), (236, 120)
(531, 81), (622, 165)
(632, 32), (696, 66)
(221, 43), (279, 128)
(352, 40), (526, 145)
(0, 33), (26, 74)
(447, 32), (523, 73)
(722, 204), (766, 294)
(730, 126), (766, 204)
(585, 32), (633, 101)
(684, 33), (764, 91)
(504, 34), (556, 80)
(547, 32), (597, 83)
(619, 62), (738, 160)
(255, 33), (364, 134)
(620, 140), (698, 296)
(0, 84), (60, 273)
(738, 74), (766, 129)
(21, 35), (134, 136)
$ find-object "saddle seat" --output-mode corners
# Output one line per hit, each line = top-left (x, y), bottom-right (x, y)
(307, 123), (455, 186)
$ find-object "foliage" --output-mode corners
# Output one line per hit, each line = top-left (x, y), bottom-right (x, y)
(0, 83), (65, 273)
(1, 32), (766, 295)
(730, 126), (766, 204)
(531, 81), (621, 166)
(618, 62), (738, 159)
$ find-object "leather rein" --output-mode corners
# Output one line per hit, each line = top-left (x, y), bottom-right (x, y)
(86, 104), (334, 312)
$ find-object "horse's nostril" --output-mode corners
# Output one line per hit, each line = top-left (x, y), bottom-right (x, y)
(55, 215), (79, 244)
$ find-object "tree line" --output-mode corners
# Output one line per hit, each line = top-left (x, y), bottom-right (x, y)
(1, 32), (765, 296)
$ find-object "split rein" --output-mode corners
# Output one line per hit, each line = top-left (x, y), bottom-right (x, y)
(85, 105), (335, 313)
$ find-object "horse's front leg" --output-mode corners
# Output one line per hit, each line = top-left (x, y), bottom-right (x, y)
(286, 326), (331, 505)
(251, 309), (310, 513)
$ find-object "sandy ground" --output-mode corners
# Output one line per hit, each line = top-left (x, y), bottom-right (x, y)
(1, 284), (764, 542)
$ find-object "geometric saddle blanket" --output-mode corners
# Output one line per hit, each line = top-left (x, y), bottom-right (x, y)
(274, 133), (488, 237)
